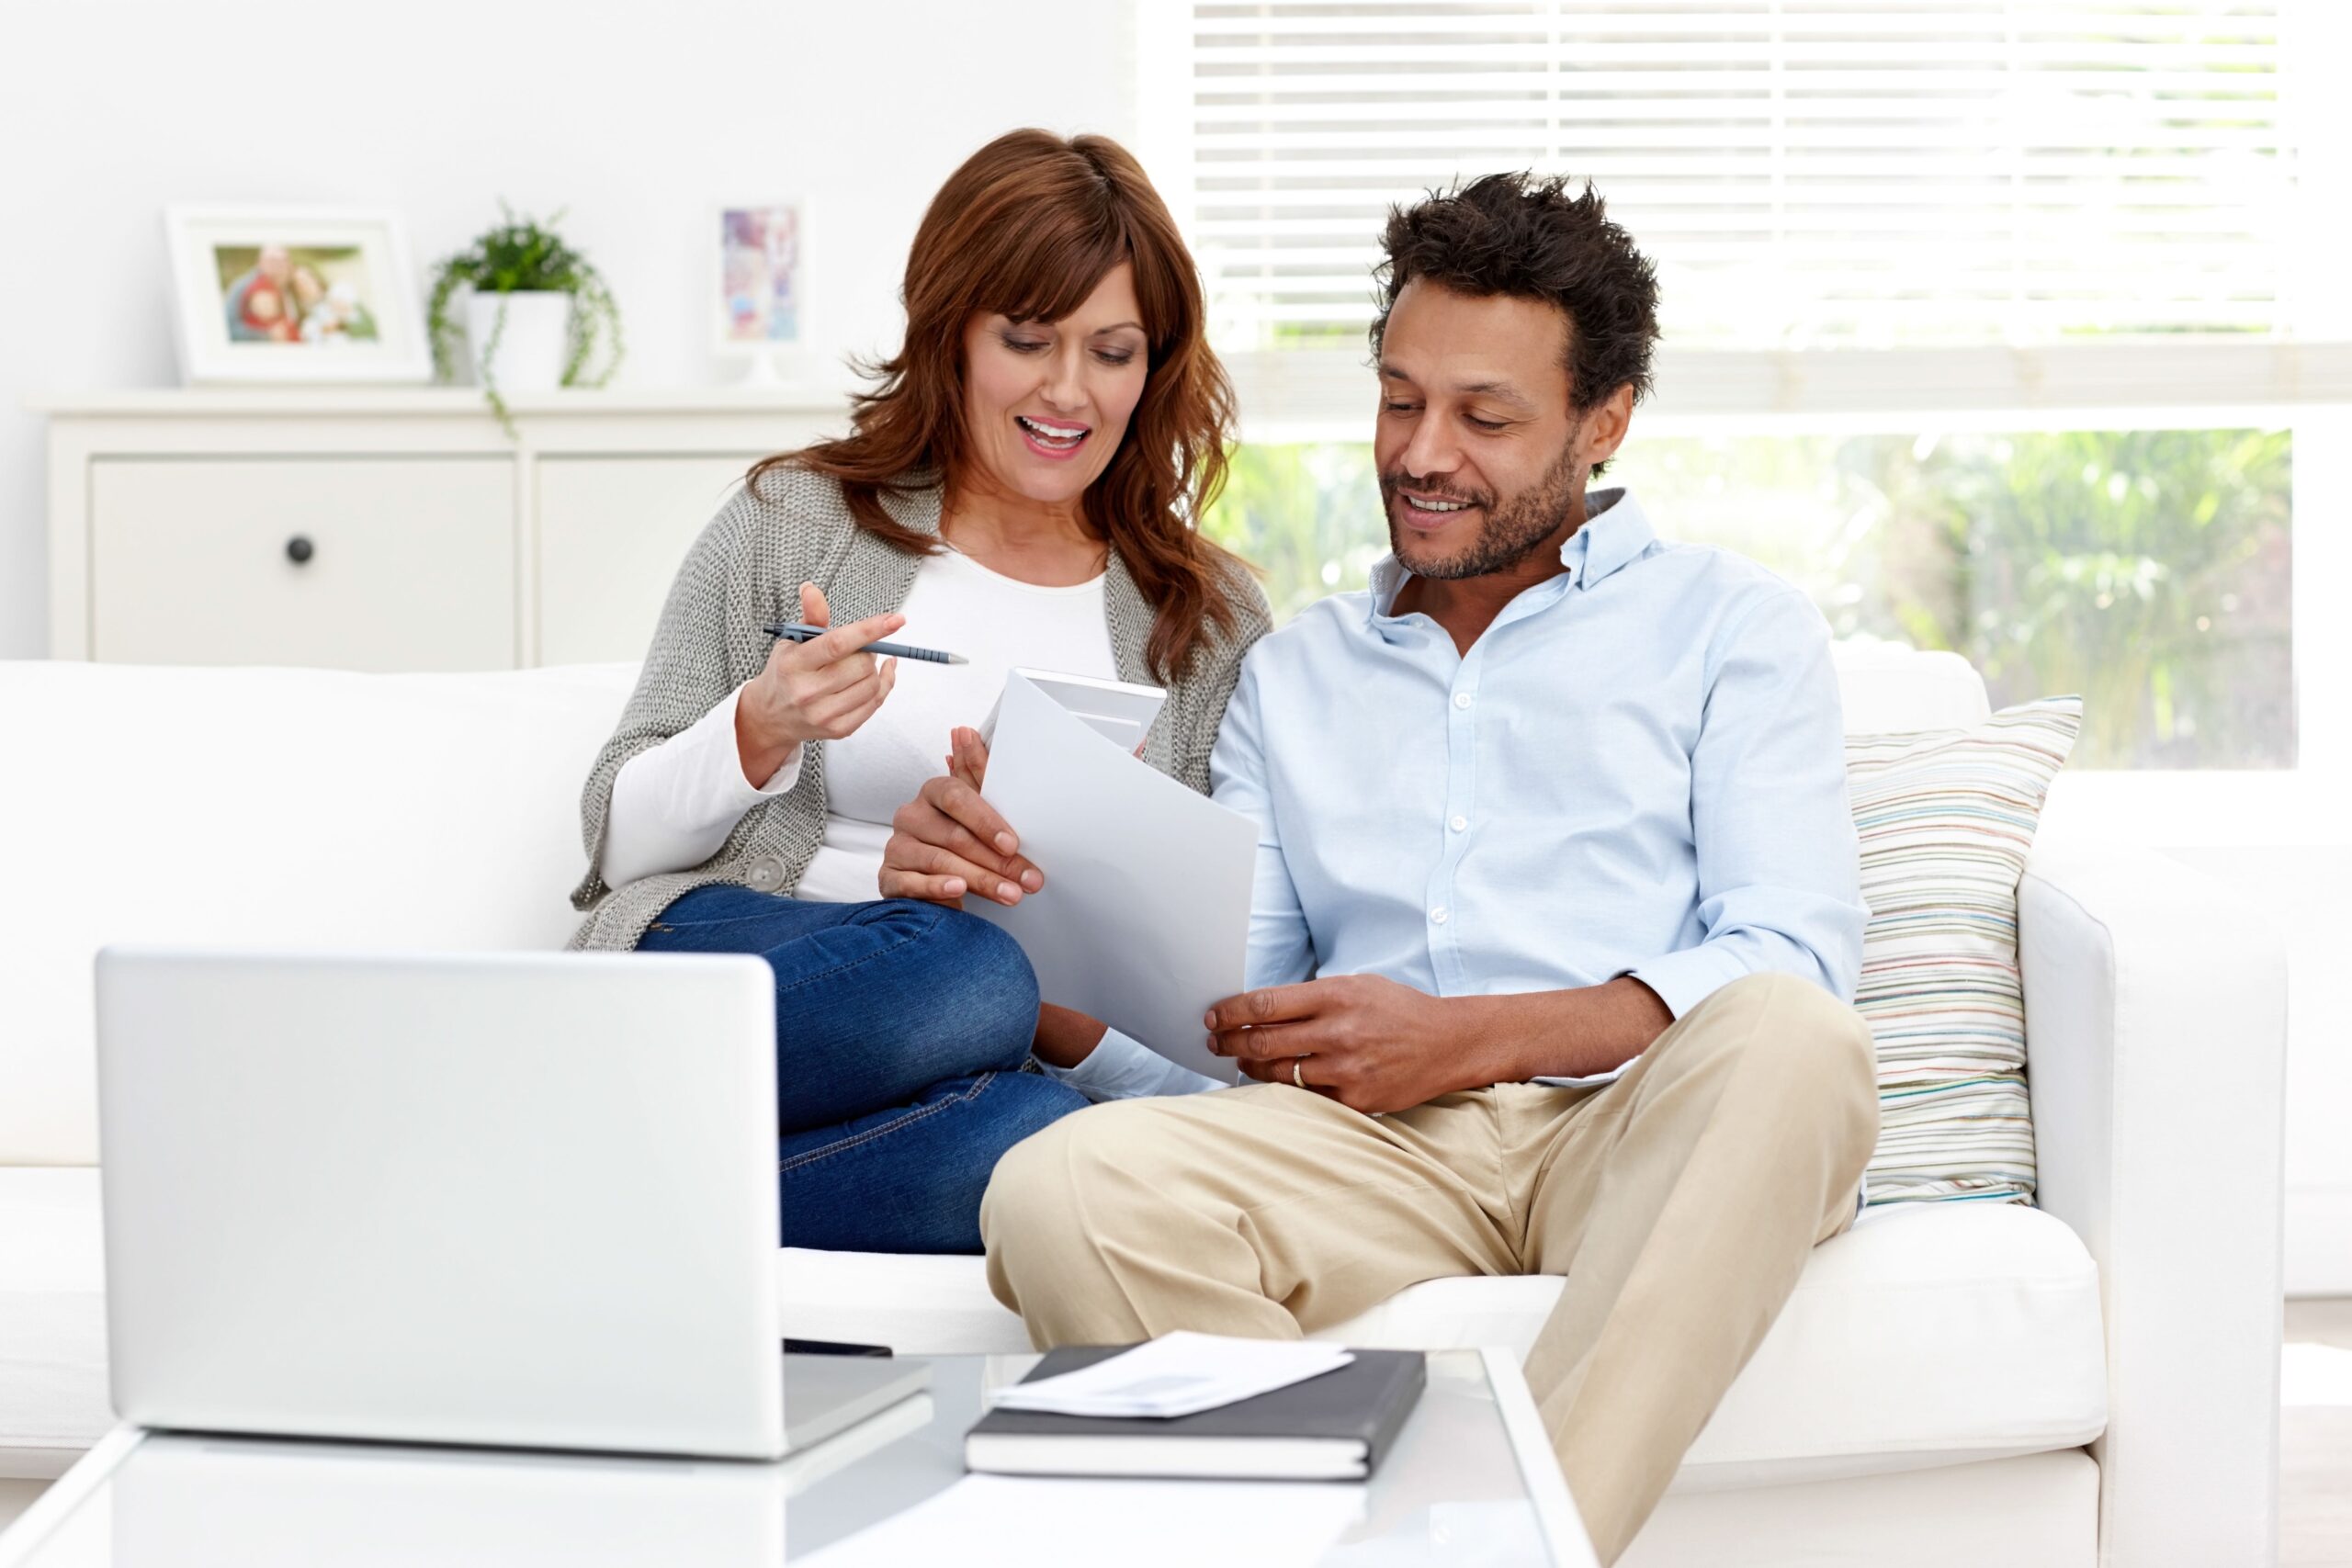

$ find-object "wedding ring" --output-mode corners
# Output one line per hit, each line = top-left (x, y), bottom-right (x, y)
(1293, 1057), (1307, 1089)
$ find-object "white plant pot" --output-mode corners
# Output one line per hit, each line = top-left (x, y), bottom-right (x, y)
(465, 290), (572, 393)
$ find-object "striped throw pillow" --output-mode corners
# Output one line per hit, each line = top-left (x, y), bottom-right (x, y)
(1848, 696), (2083, 1206)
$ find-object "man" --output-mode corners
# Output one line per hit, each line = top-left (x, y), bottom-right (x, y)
(980, 173), (1878, 1565)
(223, 243), (295, 343)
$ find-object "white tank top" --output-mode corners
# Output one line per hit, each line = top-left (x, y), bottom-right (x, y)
(791, 545), (1117, 902)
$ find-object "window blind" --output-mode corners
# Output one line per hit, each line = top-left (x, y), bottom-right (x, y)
(1186, 1), (2291, 350)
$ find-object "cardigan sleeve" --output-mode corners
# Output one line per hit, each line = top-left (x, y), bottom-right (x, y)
(1169, 558), (1273, 796)
(570, 495), (761, 911)
(600, 682), (808, 889)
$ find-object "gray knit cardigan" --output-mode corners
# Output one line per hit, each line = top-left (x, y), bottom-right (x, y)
(566, 465), (1272, 952)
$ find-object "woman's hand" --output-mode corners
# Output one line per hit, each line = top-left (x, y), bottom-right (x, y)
(878, 726), (1045, 907)
(734, 582), (901, 786)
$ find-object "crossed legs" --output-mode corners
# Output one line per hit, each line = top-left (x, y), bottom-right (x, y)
(981, 972), (1878, 1563)
(639, 882), (1084, 1253)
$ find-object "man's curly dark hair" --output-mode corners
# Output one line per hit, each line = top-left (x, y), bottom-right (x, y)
(1370, 173), (1662, 424)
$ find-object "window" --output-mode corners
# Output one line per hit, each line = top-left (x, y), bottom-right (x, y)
(1141, 0), (2349, 791)
(1202, 426), (2295, 769)
(1185, 0), (2294, 349)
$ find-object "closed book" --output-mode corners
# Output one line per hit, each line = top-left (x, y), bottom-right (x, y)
(965, 1347), (1425, 1482)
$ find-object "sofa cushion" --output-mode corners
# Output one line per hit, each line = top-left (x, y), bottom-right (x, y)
(1626, 1450), (2099, 1568)
(0, 645), (1978, 1167)
(783, 1200), (2105, 1489)
(1848, 697), (2083, 1204)
(0, 660), (639, 1165)
(1830, 639), (1991, 734)
(10, 1141), (2101, 1489)
(0, 1168), (111, 1478)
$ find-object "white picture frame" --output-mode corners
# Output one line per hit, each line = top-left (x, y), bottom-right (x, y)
(712, 199), (805, 376)
(164, 204), (431, 385)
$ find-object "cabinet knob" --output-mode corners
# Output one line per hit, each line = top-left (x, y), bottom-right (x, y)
(285, 535), (315, 565)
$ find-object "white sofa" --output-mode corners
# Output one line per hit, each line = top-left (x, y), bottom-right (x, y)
(0, 649), (2285, 1566)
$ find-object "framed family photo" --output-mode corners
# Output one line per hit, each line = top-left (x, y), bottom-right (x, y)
(164, 205), (432, 384)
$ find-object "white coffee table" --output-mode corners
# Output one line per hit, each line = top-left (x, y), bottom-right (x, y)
(0, 1348), (1594, 1566)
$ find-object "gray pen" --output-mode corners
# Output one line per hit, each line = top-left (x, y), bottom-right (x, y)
(762, 622), (967, 665)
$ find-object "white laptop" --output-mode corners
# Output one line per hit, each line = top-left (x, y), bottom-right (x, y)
(93, 947), (926, 1461)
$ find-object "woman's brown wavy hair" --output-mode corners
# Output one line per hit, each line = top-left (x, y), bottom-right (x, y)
(745, 129), (1244, 682)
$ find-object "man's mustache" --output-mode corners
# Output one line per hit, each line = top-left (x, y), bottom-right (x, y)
(1378, 471), (1491, 510)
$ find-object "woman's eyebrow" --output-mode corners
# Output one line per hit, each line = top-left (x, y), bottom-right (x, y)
(1089, 320), (1146, 335)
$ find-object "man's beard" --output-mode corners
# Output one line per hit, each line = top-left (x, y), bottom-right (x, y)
(1379, 438), (1583, 581)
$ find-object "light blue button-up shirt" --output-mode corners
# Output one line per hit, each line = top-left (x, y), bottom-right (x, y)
(1208, 487), (1866, 1070)
(1045, 486), (1867, 1102)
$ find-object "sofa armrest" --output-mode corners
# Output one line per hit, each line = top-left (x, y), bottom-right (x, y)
(2019, 841), (2286, 1568)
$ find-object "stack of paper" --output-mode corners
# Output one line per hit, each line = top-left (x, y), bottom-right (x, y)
(987, 1332), (1355, 1420)
(967, 1342), (1428, 1482)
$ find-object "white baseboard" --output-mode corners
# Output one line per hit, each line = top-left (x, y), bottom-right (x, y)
(2286, 1186), (2352, 1298)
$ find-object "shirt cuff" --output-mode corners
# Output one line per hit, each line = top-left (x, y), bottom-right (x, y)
(1617, 943), (1753, 1022)
(1531, 1066), (1631, 1089)
(1527, 946), (1754, 1089)
(1038, 1027), (1226, 1102)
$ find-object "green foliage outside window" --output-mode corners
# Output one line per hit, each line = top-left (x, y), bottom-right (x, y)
(1201, 429), (2293, 770)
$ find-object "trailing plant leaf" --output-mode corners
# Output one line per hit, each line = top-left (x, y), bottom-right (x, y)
(425, 198), (625, 439)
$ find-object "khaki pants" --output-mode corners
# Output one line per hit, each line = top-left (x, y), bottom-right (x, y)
(980, 971), (1880, 1565)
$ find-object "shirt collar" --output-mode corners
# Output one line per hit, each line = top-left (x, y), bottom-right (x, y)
(1567, 487), (1654, 587)
(1368, 486), (1657, 625)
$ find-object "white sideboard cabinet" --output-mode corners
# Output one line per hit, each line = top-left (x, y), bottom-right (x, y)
(40, 389), (846, 671)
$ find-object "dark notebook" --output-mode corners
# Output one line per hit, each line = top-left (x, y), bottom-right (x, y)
(965, 1346), (1426, 1482)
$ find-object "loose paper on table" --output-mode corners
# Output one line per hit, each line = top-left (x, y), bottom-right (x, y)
(969, 671), (1256, 1082)
(989, 1332), (1355, 1419)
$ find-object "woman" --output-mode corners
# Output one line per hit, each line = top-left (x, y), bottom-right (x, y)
(566, 130), (1268, 1254)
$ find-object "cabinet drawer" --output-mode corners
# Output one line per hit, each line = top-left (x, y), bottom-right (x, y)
(90, 457), (516, 671)
(537, 455), (764, 666)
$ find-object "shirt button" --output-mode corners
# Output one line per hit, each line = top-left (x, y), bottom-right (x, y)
(1430, 906), (1449, 925)
(1453, 693), (1473, 710)
(745, 855), (785, 892)
(1450, 815), (1468, 832)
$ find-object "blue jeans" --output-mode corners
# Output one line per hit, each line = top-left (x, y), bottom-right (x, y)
(636, 883), (1085, 1254)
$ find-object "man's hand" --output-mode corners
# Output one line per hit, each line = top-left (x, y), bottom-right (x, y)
(1205, 974), (1677, 1114)
(877, 726), (1044, 907)
(1205, 975), (1469, 1116)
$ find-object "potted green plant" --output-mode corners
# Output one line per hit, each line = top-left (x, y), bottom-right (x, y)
(426, 201), (623, 435)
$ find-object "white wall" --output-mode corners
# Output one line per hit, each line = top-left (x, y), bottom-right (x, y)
(0, 0), (1139, 657)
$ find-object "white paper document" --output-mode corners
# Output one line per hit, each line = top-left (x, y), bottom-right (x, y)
(989, 1332), (1356, 1420)
(980, 667), (1167, 753)
(970, 671), (1256, 1080)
